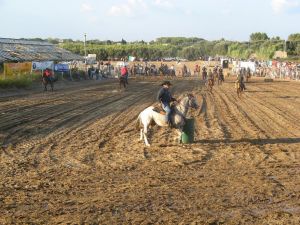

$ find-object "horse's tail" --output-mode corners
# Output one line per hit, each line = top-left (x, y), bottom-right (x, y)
(136, 114), (141, 131)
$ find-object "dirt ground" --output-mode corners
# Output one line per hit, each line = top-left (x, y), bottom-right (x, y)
(0, 76), (299, 224)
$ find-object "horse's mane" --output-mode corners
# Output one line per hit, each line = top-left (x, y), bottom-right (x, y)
(176, 93), (194, 103)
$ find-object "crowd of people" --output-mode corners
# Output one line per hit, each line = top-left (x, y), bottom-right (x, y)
(47, 58), (299, 84)
(232, 60), (300, 80)
(265, 61), (299, 80)
(126, 62), (190, 77)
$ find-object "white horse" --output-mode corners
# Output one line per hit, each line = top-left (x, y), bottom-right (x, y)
(136, 94), (199, 146)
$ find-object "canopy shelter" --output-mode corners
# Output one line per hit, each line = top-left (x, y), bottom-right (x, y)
(0, 38), (83, 63)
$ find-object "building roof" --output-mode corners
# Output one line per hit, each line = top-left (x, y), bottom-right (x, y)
(0, 38), (83, 63)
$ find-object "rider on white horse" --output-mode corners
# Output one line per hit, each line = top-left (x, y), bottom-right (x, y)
(157, 81), (177, 127)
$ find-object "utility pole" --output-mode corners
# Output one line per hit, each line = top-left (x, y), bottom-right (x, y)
(84, 33), (87, 64)
(84, 33), (87, 77)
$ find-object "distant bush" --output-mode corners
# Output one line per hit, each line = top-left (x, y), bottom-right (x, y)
(59, 33), (300, 60)
(0, 75), (34, 89)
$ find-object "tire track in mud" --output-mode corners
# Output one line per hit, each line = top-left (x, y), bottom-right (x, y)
(47, 78), (198, 168)
(212, 87), (255, 139)
(46, 91), (152, 158)
(217, 84), (283, 139)
(205, 83), (299, 215)
(211, 84), (280, 167)
(0, 82), (109, 111)
(200, 90), (230, 140)
(0, 80), (124, 123)
(1, 82), (158, 147)
(27, 81), (166, 168)
(244, 83), (300, 185)
(215, 83), (296, 161)
(248, 81), (300, 111)
(1, 78), (300, 224)
(197, 92), (216, 139)
(2, 94), (123, 146)
(245, 84), (300, 131)
(227, 85), (298, 138)
(217, 81), (300, 200)
(197, 83), (272, 166)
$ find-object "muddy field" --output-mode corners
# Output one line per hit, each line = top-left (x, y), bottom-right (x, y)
(0, 77), (300, 224)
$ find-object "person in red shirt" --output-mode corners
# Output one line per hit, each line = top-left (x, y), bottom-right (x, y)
(121, 65), (129, 84)
(42, 68), (54, 91)
(43, 68), (53, 82)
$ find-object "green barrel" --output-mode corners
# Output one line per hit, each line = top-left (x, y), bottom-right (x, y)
(181, 118), (195, 144)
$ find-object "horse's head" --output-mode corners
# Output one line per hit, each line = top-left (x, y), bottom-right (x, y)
(187, 93), (199, 109)
(177, 94), (199, 110)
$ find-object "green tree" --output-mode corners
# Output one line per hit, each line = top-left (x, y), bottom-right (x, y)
(250, 32), (269, 42)
(212, 41), (228, 56)
(288, 33), (300, 41)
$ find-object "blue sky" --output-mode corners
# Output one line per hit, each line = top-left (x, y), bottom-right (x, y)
(0, 0), (299, 41)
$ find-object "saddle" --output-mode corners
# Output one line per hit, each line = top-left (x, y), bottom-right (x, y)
(152, 102), (175, 115)
(152, 103), (166, 115)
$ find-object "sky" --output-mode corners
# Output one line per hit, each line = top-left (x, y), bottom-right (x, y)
(0, 0), (299, 42)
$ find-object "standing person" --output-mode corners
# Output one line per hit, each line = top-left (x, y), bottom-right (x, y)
(88, 66), (94, 80)
(157, 81), (177, 127)
(99, 61), (104, 78)
(183, 64), (188, 76)
(218, 67), (224, 84)
(207, 69), (214, 85)
(121, 65), (129, 84)
(202, 66), (207, 80)
(238, 69), (246, 90)
(130, 63), (135, 76)
(194, 64), (199, 76)
(246, 67), (251, 81)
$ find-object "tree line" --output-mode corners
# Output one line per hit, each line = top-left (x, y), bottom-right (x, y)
(52, 33), (300, 61)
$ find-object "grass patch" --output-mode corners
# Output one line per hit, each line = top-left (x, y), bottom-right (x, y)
(0, 75), (34, 89)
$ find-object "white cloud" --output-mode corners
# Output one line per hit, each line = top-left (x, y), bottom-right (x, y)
(81, 3), (93, 13)
(108, 0), (148, 17)
(154, 0), (174, 8)
(184, 9), (192, 16)
(271, 0), (300, 14)
(221, 9), (231, 15)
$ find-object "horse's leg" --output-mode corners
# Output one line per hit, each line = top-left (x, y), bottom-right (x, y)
(143, 125), (150, 147)
(237, 88), (241, 98)
(140, 129), (143, 141)
(50, 81), (54, 91)
(176, 129), (182, 144)
(43, 79), (47, 91)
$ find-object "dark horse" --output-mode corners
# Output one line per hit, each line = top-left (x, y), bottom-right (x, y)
(235, 80), (244, 98)
(42, 76), (54, 91)
(119, 76), (127, 89)
(207, 79), (214, 93)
